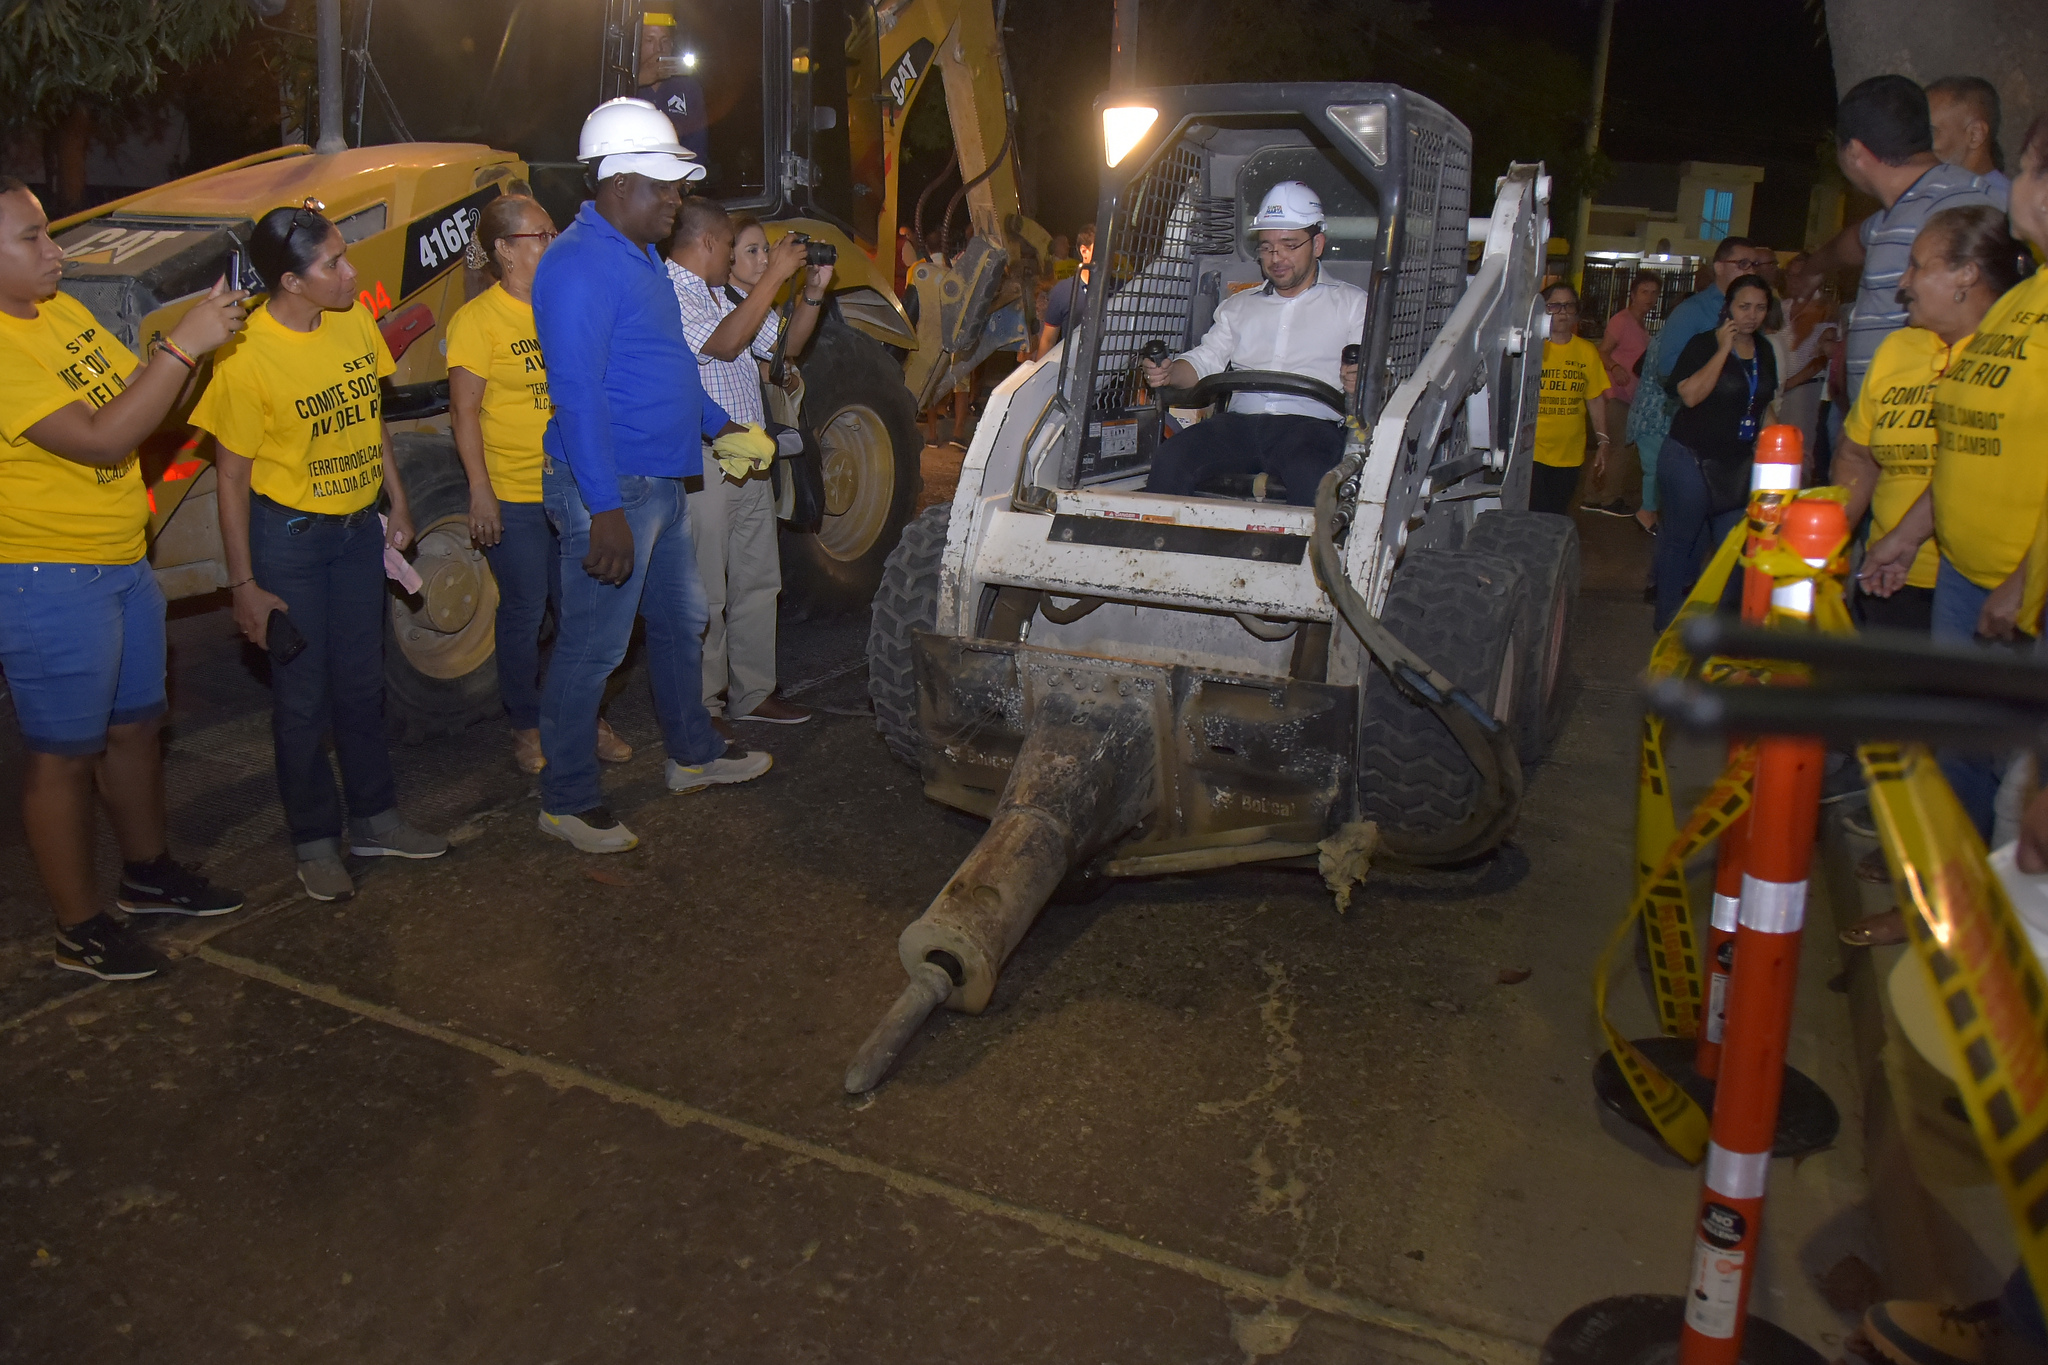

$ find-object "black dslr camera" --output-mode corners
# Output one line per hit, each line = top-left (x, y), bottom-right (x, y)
(787, 231), (837, 268)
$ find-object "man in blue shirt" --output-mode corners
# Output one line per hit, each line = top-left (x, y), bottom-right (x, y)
(532, 98), (774, 854)
(1033, 223), (1093, 359)
(637, 12), (711, 163)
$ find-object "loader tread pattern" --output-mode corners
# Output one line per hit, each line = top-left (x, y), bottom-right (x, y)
(866, 505), (951, 768)
(1463, 511), (1579, 762)
(1355, 549), (1526, 845)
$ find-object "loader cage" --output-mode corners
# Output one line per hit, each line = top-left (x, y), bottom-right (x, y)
(1042, 84), (1472, 493)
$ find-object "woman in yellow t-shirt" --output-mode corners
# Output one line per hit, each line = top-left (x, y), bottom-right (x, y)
(0, 176), (249, 980)
(1861, 195), (2041, 838)
(191, 204), (446, 901)
(448, 194), (627, 775)
(1527, 282), (1611, 517)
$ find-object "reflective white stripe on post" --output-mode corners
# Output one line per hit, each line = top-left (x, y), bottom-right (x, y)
(1770, 580), (1815, 615)
(1704, 1141), (1770, 1199)
(1712, 892), (1741, 933)
(1739, 874), (1807, 934)
(1750, 463), (1801, 492)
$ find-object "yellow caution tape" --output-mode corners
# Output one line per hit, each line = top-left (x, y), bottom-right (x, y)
(1863, 743), (2048, 1302)
(1599, 486), (1856, 1160)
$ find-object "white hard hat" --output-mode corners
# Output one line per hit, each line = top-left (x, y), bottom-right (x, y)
(577, 97), (704, 183)
(1252, 181), (1324, 232)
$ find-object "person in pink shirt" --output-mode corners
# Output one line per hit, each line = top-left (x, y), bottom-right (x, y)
(1584, 274), (1659, 516)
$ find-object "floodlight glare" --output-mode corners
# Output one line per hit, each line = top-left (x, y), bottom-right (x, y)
(1326, 103), (1388, 167)
(1102, 106), (1158, 169)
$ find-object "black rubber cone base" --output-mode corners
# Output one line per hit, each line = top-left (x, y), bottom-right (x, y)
(1593, 1037), (1839, 1159)
(1543, 1295), (1826, 1365)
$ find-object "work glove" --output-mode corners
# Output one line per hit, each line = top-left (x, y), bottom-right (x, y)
(711, 422), (777, 481)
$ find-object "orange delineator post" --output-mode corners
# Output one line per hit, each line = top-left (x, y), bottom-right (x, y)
(1697, 427), (1806, 1079)
(1679, 495), (1848, 1359)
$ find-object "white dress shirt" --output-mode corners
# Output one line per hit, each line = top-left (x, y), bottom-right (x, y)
(1177, 269), (1368, 420)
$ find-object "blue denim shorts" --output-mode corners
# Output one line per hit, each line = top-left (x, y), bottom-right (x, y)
(0, 559), (167, 755)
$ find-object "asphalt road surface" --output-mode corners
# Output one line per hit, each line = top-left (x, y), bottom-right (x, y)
(0, 508), (1876, 1363)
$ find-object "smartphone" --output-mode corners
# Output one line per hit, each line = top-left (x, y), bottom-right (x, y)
(266, 609), (307, 666)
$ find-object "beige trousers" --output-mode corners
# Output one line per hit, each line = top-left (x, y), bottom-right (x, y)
(686, 469), (781, 718)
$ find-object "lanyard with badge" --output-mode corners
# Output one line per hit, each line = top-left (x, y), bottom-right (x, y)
(1735, 353), (1759, 442)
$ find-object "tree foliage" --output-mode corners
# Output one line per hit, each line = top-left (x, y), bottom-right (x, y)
(0, 0), (250, 134)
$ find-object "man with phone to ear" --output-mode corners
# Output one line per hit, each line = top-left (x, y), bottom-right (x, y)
(530, 99), (776, 854)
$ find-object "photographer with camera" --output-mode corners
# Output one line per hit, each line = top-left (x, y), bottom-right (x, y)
(665, 199), (831, 730)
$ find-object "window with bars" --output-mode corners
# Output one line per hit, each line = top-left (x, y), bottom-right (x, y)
(1699, 188), (1734, 241)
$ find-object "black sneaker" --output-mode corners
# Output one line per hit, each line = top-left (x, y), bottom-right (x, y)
(117, 856), (244, 917)
(54, 915), (167, 981)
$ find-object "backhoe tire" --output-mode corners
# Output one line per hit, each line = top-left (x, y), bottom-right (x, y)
(784, 319), (925, 613)
(1355, 549), (1530, 849)
(383, 434), (501, 745)
(1463, 511), (1579, 763)
(867, 505), (950, 768)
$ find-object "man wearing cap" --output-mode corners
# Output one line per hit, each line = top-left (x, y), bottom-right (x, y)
(530, 98), (777, 855)
(1140, 181), (1366, 505)
(637, 9), (710, 163)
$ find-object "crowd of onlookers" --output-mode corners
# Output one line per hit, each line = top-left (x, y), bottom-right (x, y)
(1525, 72), (2048, 1364)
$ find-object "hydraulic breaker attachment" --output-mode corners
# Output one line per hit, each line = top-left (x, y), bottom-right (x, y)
(844, 662), (1159, 1093)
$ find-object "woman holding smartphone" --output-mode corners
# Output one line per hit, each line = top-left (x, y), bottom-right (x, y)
(193, 204), (446, 902)
(1651, 273), (1779, 628)
(447, 194), (632, 774)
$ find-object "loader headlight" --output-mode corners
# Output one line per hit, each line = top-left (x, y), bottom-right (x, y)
(1102, 106), (1158, 169)
(1326, 103), (1388, 167)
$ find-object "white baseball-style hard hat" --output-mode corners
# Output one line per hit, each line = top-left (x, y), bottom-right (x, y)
(1252, 181), (1324, 232)
(578, 97), (704, 183)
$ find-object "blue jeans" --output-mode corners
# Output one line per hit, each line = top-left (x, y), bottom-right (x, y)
(1652, 438), (1746, 631)
(482, 500), (560, 731)
(1932, 556), (2004, 840)
(0, 559), (166, 755)
(539, 465), (723, 816)
(248, 495), (399, 858)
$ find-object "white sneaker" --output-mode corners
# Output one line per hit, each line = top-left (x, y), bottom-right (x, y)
(667, 745), (773, 794)
(538, 807), (639, 853)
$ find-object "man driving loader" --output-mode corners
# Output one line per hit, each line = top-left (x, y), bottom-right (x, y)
(1139, 181), (1366, 506)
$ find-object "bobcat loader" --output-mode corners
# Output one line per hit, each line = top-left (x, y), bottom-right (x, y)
(850, 82), (1571, 1090)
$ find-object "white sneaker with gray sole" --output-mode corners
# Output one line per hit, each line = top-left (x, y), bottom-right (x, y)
(667, 746), (773, 795)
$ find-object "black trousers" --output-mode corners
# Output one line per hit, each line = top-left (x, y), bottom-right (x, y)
(1528, 461), (1583, 516)
(1144, 412), (1344, 506)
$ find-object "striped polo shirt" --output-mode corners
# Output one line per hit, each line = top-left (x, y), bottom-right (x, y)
(1847, 161), (1995, 403)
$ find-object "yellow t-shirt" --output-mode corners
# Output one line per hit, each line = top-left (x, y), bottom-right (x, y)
(1533, 334), (1610, 468)
(1843, 326), (1956, 592)
(0, 292), (148, 564)
(1932, 270), (2048, 589)
(445, 284), (550, 503)
(191, 303), (395, 514)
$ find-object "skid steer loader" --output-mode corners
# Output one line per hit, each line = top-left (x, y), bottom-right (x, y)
(850, 82), (1569, 1090)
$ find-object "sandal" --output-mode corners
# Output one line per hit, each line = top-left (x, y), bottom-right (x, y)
(1840, 909), (1907, 948)
(1855, 847), (1893, 885)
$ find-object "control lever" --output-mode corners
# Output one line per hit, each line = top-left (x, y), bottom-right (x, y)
(1138, 339), (1174, 421)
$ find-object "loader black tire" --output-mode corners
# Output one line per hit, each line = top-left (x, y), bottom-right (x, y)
(382, 433), (502, 744)
(1463, 511), (1579, 763)
(867, 504), (950, 768)
(783, 319), (925, 613)
(1355, 549), (1530, 849)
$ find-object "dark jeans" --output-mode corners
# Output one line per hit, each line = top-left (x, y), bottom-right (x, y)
(482, 500), (560, 731)
(248, 494), (399, 859)
(1529, 462), (1582, 516)
(1931, 556), (2021, 841)
(1652, 437), (1747, 631)
(1144, 412), (1344, 506)
(539, 465), (723, 817)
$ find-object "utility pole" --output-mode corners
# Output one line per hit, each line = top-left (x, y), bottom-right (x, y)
(315, 0), (345, 155)
(1567, 0), (1615, 290)
(1111, 0), (1139, 90)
